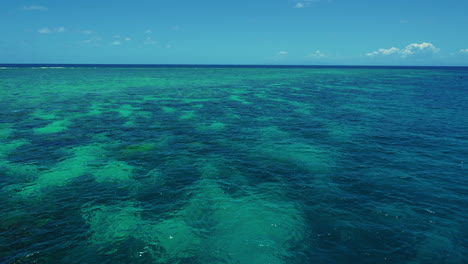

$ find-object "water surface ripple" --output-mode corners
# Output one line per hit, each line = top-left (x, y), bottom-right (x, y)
(1, 66), (467, 263)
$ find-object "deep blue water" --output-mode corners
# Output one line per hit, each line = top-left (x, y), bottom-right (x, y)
(0, 65), (467, 263)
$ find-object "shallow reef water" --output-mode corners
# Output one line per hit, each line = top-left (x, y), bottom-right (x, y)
(1, 66), (467, 263)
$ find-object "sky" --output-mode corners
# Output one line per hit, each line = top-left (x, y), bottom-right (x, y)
(1, 0), (468, 65)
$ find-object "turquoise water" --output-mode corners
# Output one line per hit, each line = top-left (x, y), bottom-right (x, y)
(1, 66), (467, 263)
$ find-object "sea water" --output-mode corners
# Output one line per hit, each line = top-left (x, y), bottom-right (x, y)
(0, 66), (467, 263)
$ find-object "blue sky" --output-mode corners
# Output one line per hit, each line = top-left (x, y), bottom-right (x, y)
(1, 0), (467, 65)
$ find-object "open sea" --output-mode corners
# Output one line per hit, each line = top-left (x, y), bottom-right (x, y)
(0, 65), (467, 264)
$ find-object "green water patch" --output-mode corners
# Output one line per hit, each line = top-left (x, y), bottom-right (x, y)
(229, 85), (253, 93)
(1, 161), (40, 180)
(118, 135), (173, 159)
(317, 118), (368, 144)
(0, 140), (30, 159)
(196, 158), (224, 179)
(251, 93), (314, 115)
(141, 168), (165, 186)
(194, 156), (250, 195)
(13, 143), (137, 197)
(194, 156), (247, 184)
(143, 95), (215, 104)
(122, 110), (153, 128)
(186, 141), (209, 151)
(204, 196), (304, 263)
(254, 92), (268, 99)
(122, 120), (136, 128)
(136, 110), (152, 119)
(193, 158), (306, 262)
(339, 102), (384, 118)
(0, 152), (41, 184)
(15, 145), (106, 196)
(196, 121), (226, 132)
(144, 216), (202, 260)
(3, 66), (467, 263)
(410, 227), (465, 263)
(31, 109), (60, 120)
(207, 121), (225, 130)
(85, 101), (113, 116)
(156, 182), (305, 263)
(179, 111), (196, 120)
(0, 124), (13, 139)
(288, 100), (315, 115)
(82, 202), (143, 247)
(33, 119), (71, 134)
(257, 141), (335, 174)
(238, 126), (340, 193)
(191, 104), (204, 108)
(114, 104), (140, 118)
(248, 126), (292, 142)
(79, 157), (307, 263)
(229, 95), (251, 105)
(370, 201), (465, 263)
(122, 142), (156, 153)
(161, 106), (177, 113)
(181, 178), (306, 263)
(93, 160), (134, 182)
(0, 140), (37, 185)
(81, 201), (199, 260)
(267, 82), (291, 87)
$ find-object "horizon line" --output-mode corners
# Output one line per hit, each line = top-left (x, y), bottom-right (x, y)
(1, 63), (468, 68)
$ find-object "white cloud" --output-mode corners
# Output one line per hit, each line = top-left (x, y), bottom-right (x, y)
(401, 42), (439, 57)
(22, 5), (48, 11)
(172, 25), (181, 30)
(308, 50), (326, 57)
(294, 3), (305, 8)
(113, 35), (131, 41)
(278, 51), (288, 55)
(366, 42), (439, 57)
(459, 49), (468, 54)
(292, 0), (322, 8)
(38, 28), (52, 34)
(112, 41), (121, 45)
(144, 37), (156, 45)
(80, 30), (94, 35)
(38, 27), (65, 34)
(81, 37), (102, 46)
(145, 29), (152, 34)
(400, 19), (409, 24)
(366, 47), (400, 56)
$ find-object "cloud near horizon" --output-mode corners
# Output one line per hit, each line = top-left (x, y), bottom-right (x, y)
(38, 27), (65, 34)
(366, 42), (439, 57)
(80, 30), (94, 35)
(459, 49), (468, 54)
(308, 50), (326, 57)
(22, 5), (48, 11)
(294, 3), (305, 8)
(292, 0), (322, 8)
(144, 37), (156, 45)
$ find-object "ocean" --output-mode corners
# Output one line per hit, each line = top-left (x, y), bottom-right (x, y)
(1, 65), (467, 263)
